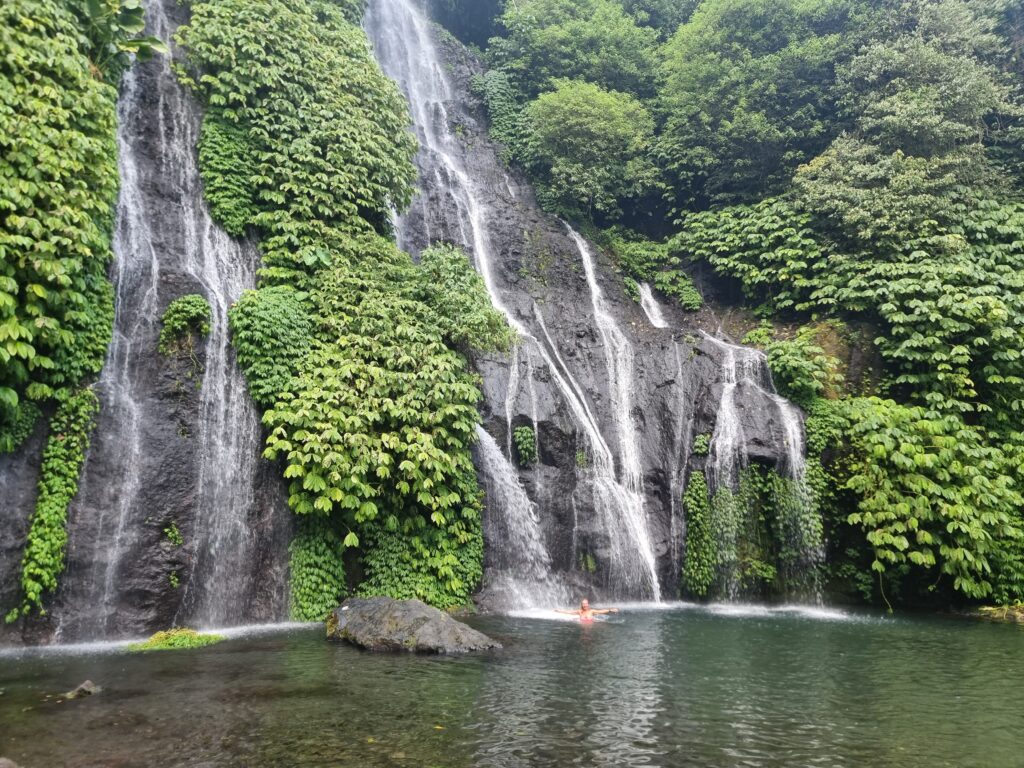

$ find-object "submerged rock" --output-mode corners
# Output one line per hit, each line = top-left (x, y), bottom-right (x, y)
(327, 597), (500, 654)
(63, 680), (101, 700)
(0, 758), (24, 768)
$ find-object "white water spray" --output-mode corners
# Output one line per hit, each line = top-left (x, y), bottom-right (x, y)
(476, 427), (571, 609)
(701, 332), (823, 598)
(702, 332), (805, 491)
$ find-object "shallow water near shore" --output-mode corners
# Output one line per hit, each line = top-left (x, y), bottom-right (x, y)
(1, 605), (1020, 767)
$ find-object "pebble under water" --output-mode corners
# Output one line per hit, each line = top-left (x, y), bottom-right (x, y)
(1, 606), (1021, 767)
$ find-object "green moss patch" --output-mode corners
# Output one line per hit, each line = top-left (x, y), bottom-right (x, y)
(127, 628), (226, 652)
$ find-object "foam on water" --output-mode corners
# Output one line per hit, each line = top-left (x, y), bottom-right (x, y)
(508, 601), (871, 624)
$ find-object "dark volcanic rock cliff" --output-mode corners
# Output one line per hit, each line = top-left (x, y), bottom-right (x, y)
(368, 0), (800, 606)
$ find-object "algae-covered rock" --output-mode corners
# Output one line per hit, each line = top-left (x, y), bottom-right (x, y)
(975, 605), (1024, 624)
(127, 628), (225, 652)
(327, 597), (500, 654)
(63, 680), (101, 699)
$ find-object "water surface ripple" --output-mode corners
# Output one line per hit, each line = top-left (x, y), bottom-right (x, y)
(1, 608), (1020, 767)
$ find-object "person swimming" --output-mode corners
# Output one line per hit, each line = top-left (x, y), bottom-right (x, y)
(555, 599), (619, 622)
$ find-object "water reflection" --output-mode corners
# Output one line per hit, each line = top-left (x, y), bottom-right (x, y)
(471, 614), (668, 767)
(1, 610), (1022, 768)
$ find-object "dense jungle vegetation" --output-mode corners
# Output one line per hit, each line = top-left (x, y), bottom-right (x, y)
(452, 0), (1024, 607)
(178, 0), (512, 618)
(2, 0), (510, 620)
(1, 0), (163, 619)
(4, 0), (1024, 619)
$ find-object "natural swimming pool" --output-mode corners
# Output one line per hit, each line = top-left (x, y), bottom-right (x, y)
(1, 604), (1020, 767)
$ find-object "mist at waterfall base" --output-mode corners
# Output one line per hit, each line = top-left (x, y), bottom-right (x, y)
(3, 609), (1022, 768)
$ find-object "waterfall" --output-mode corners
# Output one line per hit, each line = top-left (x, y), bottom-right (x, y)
(475, 427), (571, 609)
(638, 283), (669, 329)
(365, 0), (662, 603)
(54, 0), (287, 640)
(702, 332), (803, 491)
(567, 227), (661, 600)
(701, 332), (823, 598)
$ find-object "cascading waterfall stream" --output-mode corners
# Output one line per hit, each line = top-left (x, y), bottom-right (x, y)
(703, 332), (804, 491)
(54, 0), (286, 640)
(701, 332), (823, 598)
(567, 227), (661, 600)
(638, 283), (669, 329)
(475, 427), (571, 609)
(366, 0), (662, 603)
(85, 56), (160, 638)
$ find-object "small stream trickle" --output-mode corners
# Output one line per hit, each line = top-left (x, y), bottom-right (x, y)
(638, 283), (669, 328)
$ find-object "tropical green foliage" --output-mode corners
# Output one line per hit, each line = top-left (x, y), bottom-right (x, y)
(525, 79), (659, 217)
(844, 398), (1020, 599)
(181, 0), (508, 614)
(513, 425), (537, 466)
(196, 114), (259, 237)
(601, 228), (702, 310)
(289, 517), (347, 622)
(491, 0), (659, 98)
(177, 0), (417, 244)
(657, 0), (855, 208)
(623, 0), (699, 35)
(127, 628), (225, 652)
(356, 510), (483, 610)
(262, 253), (488, 521)
(70, 0), (167, 75)
(681, 470), (714, 597)
(743, 322), (843, 407)
(471, 70), (529, 163)
(417, 244), (515, 353)
(158, 295), (211, 356)
(6, 389), (99, 621)
(164, 522), (184, 547)
(0, 401), (40, 455)
(229, 286), (312, 407)
(0, 0), (119, 441)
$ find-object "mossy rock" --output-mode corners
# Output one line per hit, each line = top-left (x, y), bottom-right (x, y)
(975, 605), (1024, 624)
(127, 628), (225, 652)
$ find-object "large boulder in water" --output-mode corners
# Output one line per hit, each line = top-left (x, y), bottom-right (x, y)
(326, 597), (500, 654)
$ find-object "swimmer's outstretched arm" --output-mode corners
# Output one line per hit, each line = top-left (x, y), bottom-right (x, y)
(592, 607), (619, 614)
(554, 608), (580, 614)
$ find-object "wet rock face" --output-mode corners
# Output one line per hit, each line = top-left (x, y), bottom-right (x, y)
(327, 597), (501, 653)
(0, 0), (291, 645)
(0, 416), (48, 622)
(398, 25), (799, 603)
